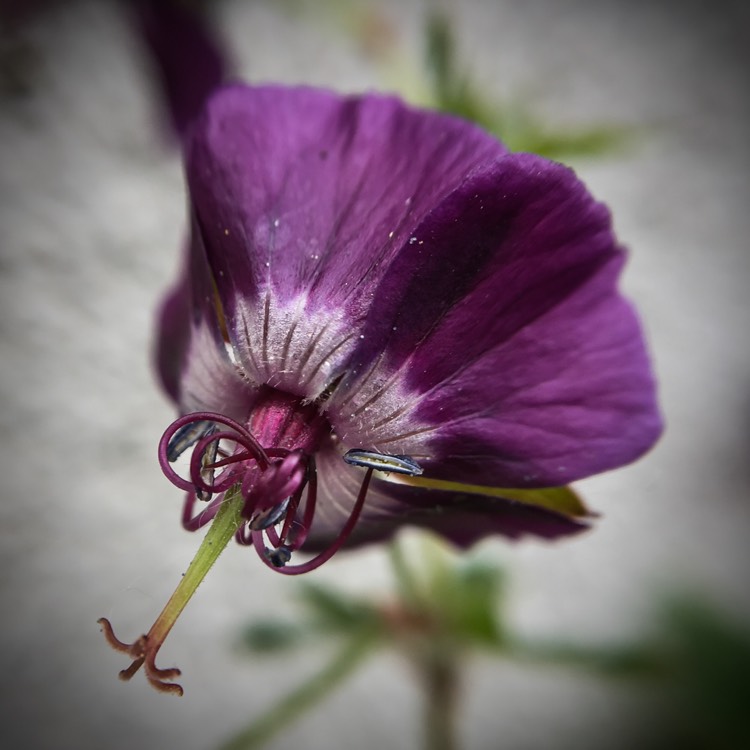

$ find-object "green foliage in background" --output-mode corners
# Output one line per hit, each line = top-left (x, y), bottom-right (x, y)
(221, 532), (750, 750)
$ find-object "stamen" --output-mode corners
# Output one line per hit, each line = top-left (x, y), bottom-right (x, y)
(98, 486), (245, 695)
(252, 468), (373, 575)
(166, 420), (216, 462)
(235, 522), (254, 546)
(248, 496), (290, 530)
(343, 448), (423, 476)
(288, 454), (318, 549)
(277, 464), (309, 544)
(190, 429), (257, 495)
(159, 411), (270, 492)
(196, 435), (218, 501)
(261, 455), (318, 551)
(265, 545), (293, 567)
(104, 398), (352, 694)
(243, 452), (306, 528)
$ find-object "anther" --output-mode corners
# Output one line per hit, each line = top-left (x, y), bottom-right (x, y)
(166, 420), (216, 462)
(253, 467), (373, 576)
(343, 449), (423, 476)
(248, 496), (291, 530)
(265, 545), (293, 567)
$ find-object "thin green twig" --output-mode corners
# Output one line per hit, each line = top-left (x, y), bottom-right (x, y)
(219, 629), (380, 750)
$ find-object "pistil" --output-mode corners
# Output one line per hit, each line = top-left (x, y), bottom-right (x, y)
(99, 485), (245, 695)
(100, 388), (383, 694)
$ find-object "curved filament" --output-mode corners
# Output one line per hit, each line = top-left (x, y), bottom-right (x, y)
(181, 489), (225, 531)
(253, 467), (372, 575)
(159, 411), (270, 491)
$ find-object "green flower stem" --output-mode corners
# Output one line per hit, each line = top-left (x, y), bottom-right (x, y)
(219, 629), (379, 750)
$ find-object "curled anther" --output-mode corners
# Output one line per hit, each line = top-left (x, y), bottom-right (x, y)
(166, 420), (216, 462)
(248, 496), (291, 530)
(158, 411), (270, 493)
(98, 617), (184, 696)
(265, 544), (293, 567)
(253, 467), (372, 576)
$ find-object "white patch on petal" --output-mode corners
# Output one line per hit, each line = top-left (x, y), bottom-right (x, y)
(232, 287), (361, 399)
(330, 364), (437, 461)
(181, 319), (255, 419)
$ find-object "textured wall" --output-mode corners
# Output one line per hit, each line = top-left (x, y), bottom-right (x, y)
(1, 1), (748, 749)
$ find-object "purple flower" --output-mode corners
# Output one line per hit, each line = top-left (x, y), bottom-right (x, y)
(161, 81), (660, 548)
(100, 83), (662, 693)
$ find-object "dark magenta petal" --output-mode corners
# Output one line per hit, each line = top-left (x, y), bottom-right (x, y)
(156, 223), (259, 417)
(132, 0), (229, 138)
(306, 450), (587, 550)
(184, 84), (505, 398)
(346, 488), (590, 548)
(331, 154), (662, 487)
(421, 254), (662, 487)
(154, 263), (190, 402)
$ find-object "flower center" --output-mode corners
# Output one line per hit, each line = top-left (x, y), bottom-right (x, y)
(98, 386), (375, 694)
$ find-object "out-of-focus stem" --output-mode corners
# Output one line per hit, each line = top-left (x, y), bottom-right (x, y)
(219, 630), (379, 750)
(422, 646), (461, 750)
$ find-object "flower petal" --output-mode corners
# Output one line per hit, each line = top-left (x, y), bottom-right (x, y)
(331, 154), (662, 486)
(133, 0), (229, 138)
(308, 449), (589, 550)
(156, 224), (256, 417)
(185, 84), (505, 397)
(154, 261), (191, 401)
(392, 475), (592, 519)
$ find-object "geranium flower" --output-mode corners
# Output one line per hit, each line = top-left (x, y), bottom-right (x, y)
(99, 84), (662, 694)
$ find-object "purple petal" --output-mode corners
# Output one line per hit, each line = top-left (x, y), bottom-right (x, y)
(307, 449), (588, 550)
(155, 223), (256, 418)
(185, 84), (505, 397)
(330, 154), (662, 487)
(154, 261), (190, 402)
(132, 0), (229, 139)
(421, 255), (662, 487)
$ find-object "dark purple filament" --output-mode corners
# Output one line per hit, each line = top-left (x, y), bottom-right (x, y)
(159, 411), (371, 574)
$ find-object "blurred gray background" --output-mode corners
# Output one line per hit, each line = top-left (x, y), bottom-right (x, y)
(1, 1), (749, 748)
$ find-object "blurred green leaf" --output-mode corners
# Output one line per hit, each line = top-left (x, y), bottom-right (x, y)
(507, 636), (666, 678)
(649, 596), (750, 749)
(505, 594), (750, 749)
(415, 537), (506, 647)
(298, 580), (381, 633)
(497, 117), (635, 161)
(425, 10), (455, 101)
(240, 619), (307, 654)
(447, 559), (506, 646)
(423, 8), (633, 161)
